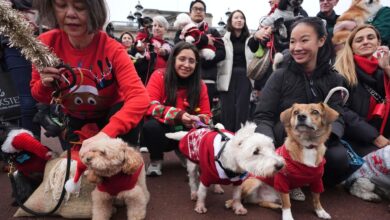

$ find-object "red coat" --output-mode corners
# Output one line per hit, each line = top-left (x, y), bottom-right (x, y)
(179, 128), (245, 187)
(256, 145), (325, 193)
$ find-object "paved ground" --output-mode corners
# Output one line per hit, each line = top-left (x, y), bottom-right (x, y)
(1, 136), (389, 220)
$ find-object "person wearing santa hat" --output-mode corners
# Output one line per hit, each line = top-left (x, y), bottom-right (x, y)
(30, 0), (150, 151)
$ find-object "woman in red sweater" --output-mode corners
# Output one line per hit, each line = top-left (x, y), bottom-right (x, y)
(142, 42), (211, 176)
(30, 0), (149, 151)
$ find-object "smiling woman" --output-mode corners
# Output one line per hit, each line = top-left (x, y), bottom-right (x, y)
(141, 42), (211, 177)
(253, 17), (352, 187)
(30, 0), (149, 151)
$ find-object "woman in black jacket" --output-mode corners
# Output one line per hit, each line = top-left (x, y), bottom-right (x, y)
(253, 17), (350, 187)
(334, 24), (390, 156)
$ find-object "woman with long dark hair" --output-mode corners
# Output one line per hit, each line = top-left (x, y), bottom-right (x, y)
(217, 10), (253, 132)
(253, 17), (351, 188)
(141, 42), (211, 176)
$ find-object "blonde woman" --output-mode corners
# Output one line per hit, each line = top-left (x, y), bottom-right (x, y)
(334, 24), (390, 156)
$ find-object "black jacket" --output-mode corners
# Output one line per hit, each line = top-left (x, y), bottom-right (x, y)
(174, 26), (225, 81)
(343, 66), (389, 143)
(253, 54), (345, 147)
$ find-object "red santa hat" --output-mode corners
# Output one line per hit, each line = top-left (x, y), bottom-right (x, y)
(65, 151), (88, 193)
(1, 129), (52, 160)
(65, 123), (99, 193)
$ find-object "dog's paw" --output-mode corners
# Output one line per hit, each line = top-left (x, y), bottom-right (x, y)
(225, 199), (233, 209)
(194, 202), (207, 214)
(191, 191), (197, 201)
(232, 203), (247, 215)
(282, 208), (294, 220)
(315, 209), (331, 219)
(213, 184), (224, 194)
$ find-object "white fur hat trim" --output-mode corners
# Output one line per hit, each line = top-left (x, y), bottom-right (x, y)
(1, 129), (33, 153)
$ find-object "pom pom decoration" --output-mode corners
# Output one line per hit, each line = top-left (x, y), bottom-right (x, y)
(0, 1), (61, 72)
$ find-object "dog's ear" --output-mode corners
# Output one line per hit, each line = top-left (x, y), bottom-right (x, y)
(122, 147), (144, 175)
(280, 105), (294, 127)
(321, 103), (339, 124)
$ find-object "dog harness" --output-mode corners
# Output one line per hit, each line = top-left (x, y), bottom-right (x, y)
(257, 145), (326, 193)
(97, 164), (144, 196)
(179, 128), (247, 187)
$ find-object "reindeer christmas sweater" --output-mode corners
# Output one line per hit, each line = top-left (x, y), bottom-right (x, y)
(179, 128), (245, 187)
(257, 145), (326, 193)
(30, 29), (149, 137)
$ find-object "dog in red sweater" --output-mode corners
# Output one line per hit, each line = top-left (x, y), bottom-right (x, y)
(235, 103), (339, 220)
(69, 137), (149, 220)
(166, 122), (284, 215)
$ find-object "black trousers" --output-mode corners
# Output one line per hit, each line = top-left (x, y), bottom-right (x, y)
(140, 118), (179, 161)
(219, 67), (252, 132)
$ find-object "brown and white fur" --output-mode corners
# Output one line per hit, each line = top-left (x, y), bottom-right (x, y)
(80, 138), (149, 220)
(235, 103), (339, 220)
(166, 122), (284, 215)
(332, 0), (382, 50)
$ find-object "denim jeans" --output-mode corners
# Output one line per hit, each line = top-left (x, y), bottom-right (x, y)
(3, 46), (40, 137)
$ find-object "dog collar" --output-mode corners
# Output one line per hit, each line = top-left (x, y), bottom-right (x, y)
(305, 145), (317, 149)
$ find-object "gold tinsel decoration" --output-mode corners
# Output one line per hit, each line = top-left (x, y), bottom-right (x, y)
(0, 1), (60, 71)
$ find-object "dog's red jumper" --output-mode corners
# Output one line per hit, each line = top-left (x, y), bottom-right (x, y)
(256, 145), (326, 193)
(179, 128), (245, 187)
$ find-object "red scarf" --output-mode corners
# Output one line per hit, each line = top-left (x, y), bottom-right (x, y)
(353, 54), (378, 75)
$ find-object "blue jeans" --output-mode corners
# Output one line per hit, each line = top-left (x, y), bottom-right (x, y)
(3, 46), (40, 137)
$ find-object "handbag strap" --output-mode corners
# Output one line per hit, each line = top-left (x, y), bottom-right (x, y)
(363, 84), (385, 103)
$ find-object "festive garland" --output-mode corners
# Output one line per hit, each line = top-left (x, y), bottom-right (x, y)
(0, 0), (60, 71)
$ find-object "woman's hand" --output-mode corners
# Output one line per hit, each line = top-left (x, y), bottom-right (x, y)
(377, 46), (390, 77)
(181, 113), (200, 128)
(79, 132), (110, 155)
(40, 67), (62, 87)
(373, 135), (390, 148)
(254, 26), (272, 42)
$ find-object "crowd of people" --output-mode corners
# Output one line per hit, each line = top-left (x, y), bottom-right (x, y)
(1, 0), (390, 210)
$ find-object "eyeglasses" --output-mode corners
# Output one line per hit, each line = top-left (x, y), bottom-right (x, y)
(191, 7), (205, 12)
(176, 56), (197, 65)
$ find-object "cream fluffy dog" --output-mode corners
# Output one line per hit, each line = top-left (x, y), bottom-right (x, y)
(235, 103), (339, 220)
(166, 122), (284, 215)
(80, 138), (149, 220)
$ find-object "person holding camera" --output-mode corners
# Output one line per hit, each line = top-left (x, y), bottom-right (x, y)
(132, 15), (172, 85)
(335, 24), (390, 156)
(30, 0), (149, 150)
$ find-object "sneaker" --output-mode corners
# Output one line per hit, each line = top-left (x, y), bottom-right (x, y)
(146, 161), (162, 176)
(140, 147), (149, 153)
(174, 149), (187, 168)
(290, 188), (306, 201)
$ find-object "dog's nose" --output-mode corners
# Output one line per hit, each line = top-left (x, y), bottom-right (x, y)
(86, 157), (92, 163)
(297, 114), (307, 122)
(275, 162), (284, 171)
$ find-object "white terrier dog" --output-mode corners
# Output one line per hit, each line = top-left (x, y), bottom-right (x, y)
(166, 122), (284, 215)
(345, 145), (390, 202)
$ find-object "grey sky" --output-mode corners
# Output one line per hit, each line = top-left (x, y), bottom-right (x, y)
(106, 0), (390, 29)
